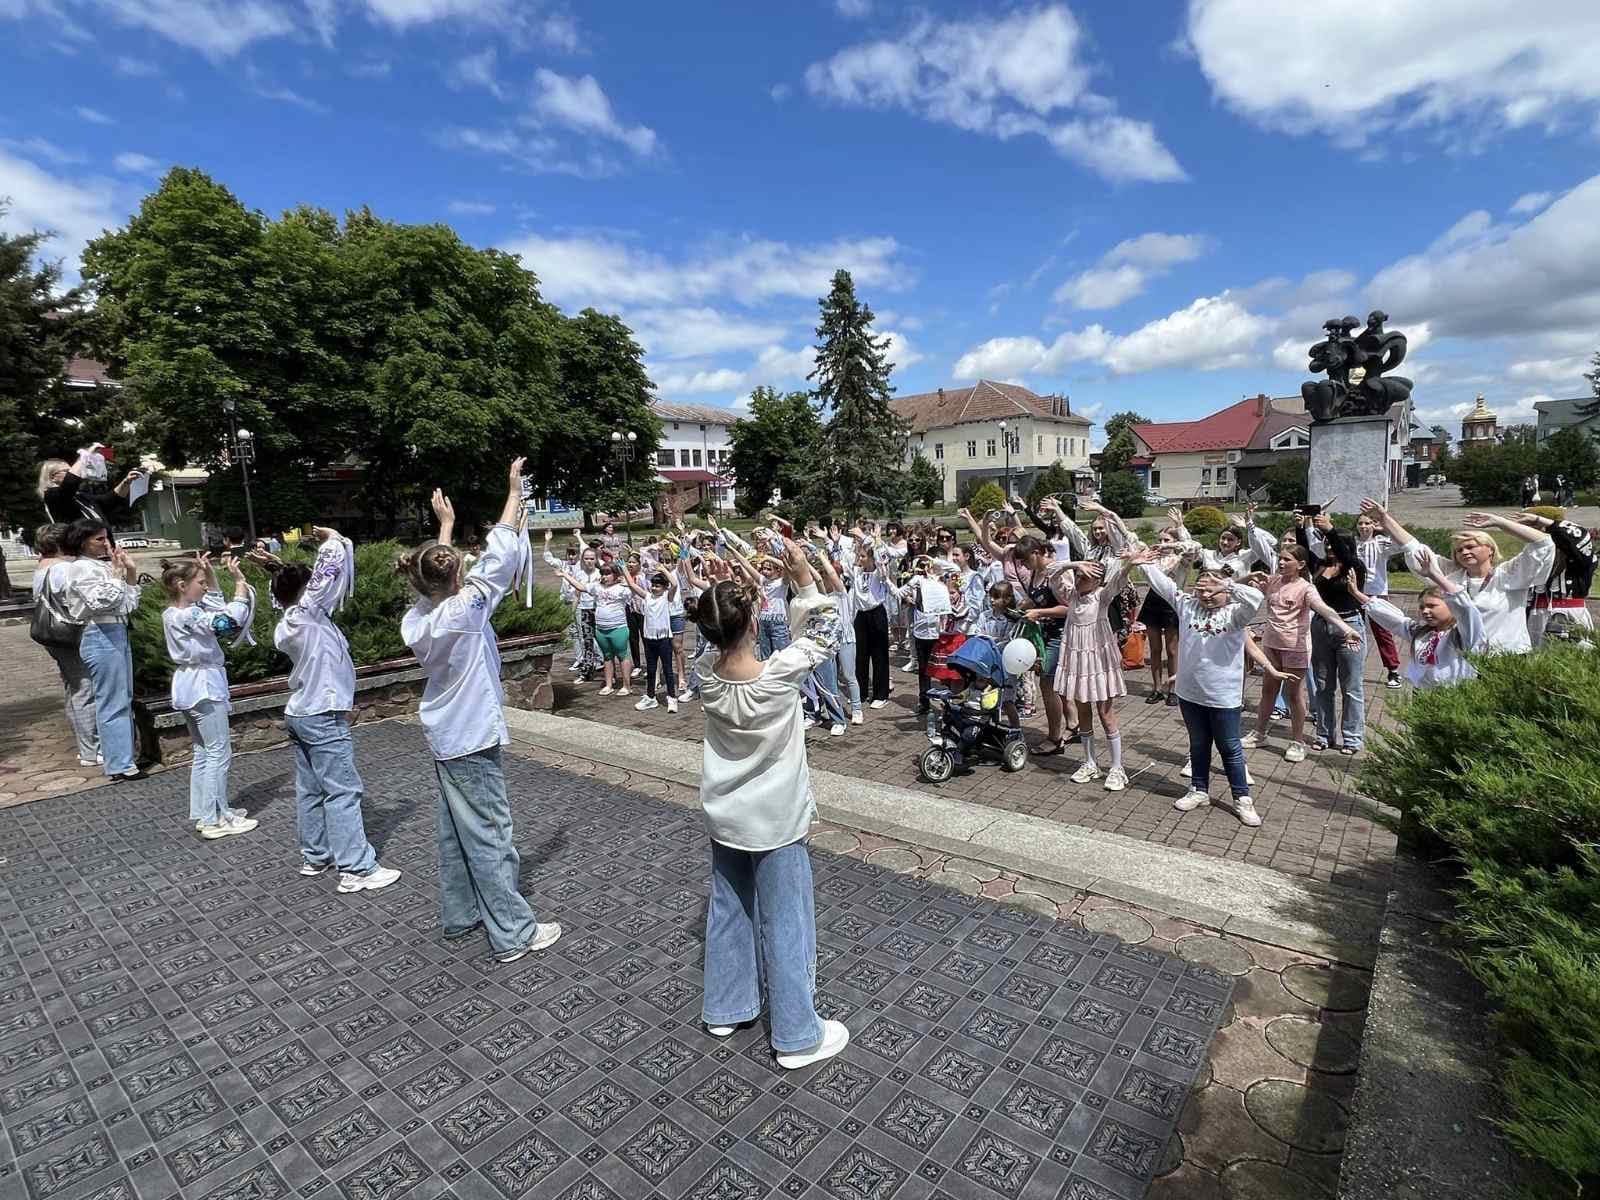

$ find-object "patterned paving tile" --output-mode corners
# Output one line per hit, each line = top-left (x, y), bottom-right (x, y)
(0, 721), (1230, 1200)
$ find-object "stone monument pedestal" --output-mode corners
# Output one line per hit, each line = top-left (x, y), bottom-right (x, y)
(1308, 415), (1392, 515)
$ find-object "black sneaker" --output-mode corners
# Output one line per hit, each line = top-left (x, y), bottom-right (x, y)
(1165, 692), (1179, 707)
(1385, 671), (1402, 689)
(1145, 690), (1164, 704)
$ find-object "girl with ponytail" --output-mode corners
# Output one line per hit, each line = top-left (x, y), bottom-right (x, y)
(398, 461), (561, 965)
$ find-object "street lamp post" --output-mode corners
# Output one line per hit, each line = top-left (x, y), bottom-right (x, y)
(998, 419), (1012, 498)
(221, 399), (257, 544)
(610, 429), (638, 545)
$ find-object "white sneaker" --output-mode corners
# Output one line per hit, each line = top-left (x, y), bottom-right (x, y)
(195, 807), (248, 833)
(1285, 742), (1307, 763)
(1239, 731), (1259, 750)
(1103, 767), (1127, 791)
(632, 667), (644, 677)
(1232, 796), (1263, 827)
(901, 659), (917, 672)
(1071, 761), (1103, 784)
(1178, 759), (1191, 777)
(851, 712), (863, 725)
(677, 689), (693, 701)
(598, 686), (615, 696)
(198, 815), (257, 840)
(337, 865), (401, 893)
(667, 697), (679, 714)
(869, 699), (887, 710)
(299, 861), (331, 877)
(77, 755), (104, 768)
(1245, 765), (1255, 786)
(802, 715), (818, 729)
(496, 922), (562, 964)
(705, 1024), (737, 1037)
(830, 723), (845, 737)
(1174, 789), (1209, 812)
(617, 687), (630, 697)
(776, 1020), (850, 1069)
(635, 696), (659, 711)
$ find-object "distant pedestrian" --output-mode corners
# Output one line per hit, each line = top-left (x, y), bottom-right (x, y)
(57, 519), (143, 781)
(29, 523), (99, 767)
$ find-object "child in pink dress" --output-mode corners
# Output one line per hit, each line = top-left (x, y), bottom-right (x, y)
(1051, 553), (1131, 790)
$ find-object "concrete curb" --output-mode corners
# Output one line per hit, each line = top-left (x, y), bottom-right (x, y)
(503, 707), (1383, 969)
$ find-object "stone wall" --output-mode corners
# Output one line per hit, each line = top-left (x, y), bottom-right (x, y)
(146, 641), (556, 769)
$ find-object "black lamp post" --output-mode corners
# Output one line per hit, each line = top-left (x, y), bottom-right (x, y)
(999, 419), (1012, 497)
(221, 399), (257, 543)
(610, 429), (638, 545)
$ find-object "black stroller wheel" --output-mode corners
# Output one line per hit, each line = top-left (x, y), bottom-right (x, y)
(919, 746), (956, 784)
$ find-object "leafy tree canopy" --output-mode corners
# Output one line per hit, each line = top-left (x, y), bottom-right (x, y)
(727, 387), (823, 517)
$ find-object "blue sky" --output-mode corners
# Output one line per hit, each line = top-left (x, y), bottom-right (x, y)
(4, 1), (1600, 442)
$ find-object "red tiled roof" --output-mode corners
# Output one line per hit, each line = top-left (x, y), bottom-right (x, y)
(1245, 396), (1311, 450)
(63, 357), (120, 388)
(1133, 395), (1268, 454)
(890, 379), (1089, 433)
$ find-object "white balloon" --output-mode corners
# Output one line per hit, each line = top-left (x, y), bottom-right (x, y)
(1002, 638), (1037, 676)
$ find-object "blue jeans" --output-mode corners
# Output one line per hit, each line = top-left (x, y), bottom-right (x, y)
(79, 622), (135, 775)
(685, 634), (714, 698)
(756, 615), (790, 661)
(1311, 614), (1366, 750)
(804, 656), (848, 726)
(184, 699), (232, 825)
(833, 642), (862, 715)
(287, 713), (377, 875)
(1178, 699), (1250, 799)
(702, 839), (823, 1053)
(434, 746), (539, 953)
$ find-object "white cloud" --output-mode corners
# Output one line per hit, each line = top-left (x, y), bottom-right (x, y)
(531, 69), (657, 157)
(1507, 356), (1591, 385)
(956, 292), (1267, 378)
(114, 55), (160, 76)
(651, 343), (819, 400)
(804, 4), (1185, 183)
(628, 308), (791, 360)
(245, 67), (328, 113)
(1509, 191), (1552, 215)
(1271, 337), (1305, 372)
(347, 59), (393, 79)
(0, 149), (118, 275)
(881, 329), (923, 371)
(75, 105), (115, 124)
(449, 48), (504, 98)
(81, 1), (294, 59)
(654, 367), (747, 395)
(1, 137), (85, 165)
(1367, 173), (1600, 340)
(1052, 230), (1210, 309)
(361, 0), (579, 45)
(447, 199), (496, 215)
(112, 152), (161, 174)
(502, 232), (906, 310)
(770, 83), (793, 102)
(835, 0), (870, 16)
(1429, 210), (1492, 253)
(1186, 1), (1600, 144)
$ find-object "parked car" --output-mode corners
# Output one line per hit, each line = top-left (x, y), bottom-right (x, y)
(1144, 490), (1169, 506)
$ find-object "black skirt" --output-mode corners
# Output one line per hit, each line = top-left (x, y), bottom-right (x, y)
(1138, 587), (1178, 630)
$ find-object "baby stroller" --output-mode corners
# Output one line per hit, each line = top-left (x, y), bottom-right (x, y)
(919, 636), (1028, 783)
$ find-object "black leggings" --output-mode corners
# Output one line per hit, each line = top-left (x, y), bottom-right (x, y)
(854, 605), (890, 702)
(627, 609), (645, 665)
(644, 636), (676, 699)
(915, 635), (937, 709)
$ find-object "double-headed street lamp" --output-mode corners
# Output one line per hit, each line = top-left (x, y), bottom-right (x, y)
(220, 399), (257, 544)
(610, 428), (638, 545)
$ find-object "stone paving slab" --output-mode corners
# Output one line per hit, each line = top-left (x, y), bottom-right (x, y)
(0, 722), (1236, 1200)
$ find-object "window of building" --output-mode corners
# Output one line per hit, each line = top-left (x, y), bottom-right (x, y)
(966, 440), (977, 457)
(1216, 466), (1229, 484)
(698, 424), (705, 431)
(985, 438), (996, 457)
(1202, 467), (1213, 485)
(1037, 436), (1043, 454)
(672, 423), (680, 430)
(934, 443), (943, 460)
(1150, 470), (1161, 488)
(655, 449), (674, 467)
(692, 448), (702, 467)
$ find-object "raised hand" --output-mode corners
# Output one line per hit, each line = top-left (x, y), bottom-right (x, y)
(1166, 506), (1183, 526)
(1359, 497), (1385, 517)
(1245, 501), (1258, 522)
(431, 489), (455, 524)
(1077, 561), (1105, 583)
(311, 525), (336, 543)
(1463, 512), (1497, 529)
(508, 456), (526, 489)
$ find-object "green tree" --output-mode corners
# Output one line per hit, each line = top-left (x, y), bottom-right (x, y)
(1098, 470), (1146, 518)
(727, 387), (823, 517)
(1099, 410), (1148, 475)
(1026, 462), (1077, 508)
(1261, 456), (1309, 509)
(1452, 428), (1538, 505)
(1538, 425), (1600, 494)
(906, 452), (944, 507)
(809, 269), (906, 518)
(964, 480), (1007, 520)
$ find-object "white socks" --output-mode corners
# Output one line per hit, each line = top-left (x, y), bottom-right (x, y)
(1081, 733), (1096, 766)
(1108, 733), (1123, 771)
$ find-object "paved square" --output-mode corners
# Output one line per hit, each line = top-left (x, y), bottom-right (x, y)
(0, 723), (1230, 1200)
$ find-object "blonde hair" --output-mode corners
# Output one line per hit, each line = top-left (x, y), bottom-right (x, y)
(160, 557), (208, 603)
(1450, 531), (1499, 563)
(395, 541), (463, 598)
(37, 459), (69, 498)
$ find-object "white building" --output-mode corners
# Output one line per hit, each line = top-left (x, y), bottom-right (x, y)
(650, 401), (738, 512)
(889, 380), (1094, 504)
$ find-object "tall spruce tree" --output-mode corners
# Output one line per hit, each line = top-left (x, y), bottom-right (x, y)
(808, 269), (906, 518)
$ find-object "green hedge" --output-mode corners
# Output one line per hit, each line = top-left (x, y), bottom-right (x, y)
(1359, 643), (1600, 1191)
(129, 540), (569, 696)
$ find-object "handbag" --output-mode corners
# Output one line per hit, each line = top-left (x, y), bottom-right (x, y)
(1121, 625), (1148, 670)
(29, 571), (83, 649)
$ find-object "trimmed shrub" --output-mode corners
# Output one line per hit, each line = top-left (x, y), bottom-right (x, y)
(129, 540), (569, 696)
(1098, 470), (1146, 518)
(1359, 642), (1600, 1190)
(1182, 505), (1227, 538)
(963, 481), (1008, 520)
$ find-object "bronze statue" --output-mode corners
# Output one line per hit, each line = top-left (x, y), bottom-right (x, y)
(1301, 309), (1413, 423)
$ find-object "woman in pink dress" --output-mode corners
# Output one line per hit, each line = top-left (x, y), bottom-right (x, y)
(1051, 552), (1131, 791)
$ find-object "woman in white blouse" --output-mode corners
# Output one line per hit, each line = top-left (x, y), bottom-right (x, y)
(30, 523), (100, 767)
(252, 529), (399, 893)
(161, 553), (257, 839)
(696, 538), (849, 1070)
(1364, 500), (1553, 653)
(56, 519), (143, 780)
(399, 460), (560, 966)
